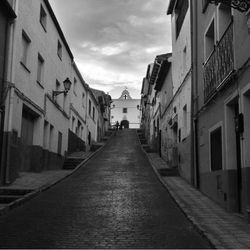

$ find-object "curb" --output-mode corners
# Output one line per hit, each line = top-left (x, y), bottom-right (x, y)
(0, 133), (114, 218)
(136, 131), (216, 249)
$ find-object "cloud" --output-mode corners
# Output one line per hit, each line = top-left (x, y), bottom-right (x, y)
(49, 0), (171, 98)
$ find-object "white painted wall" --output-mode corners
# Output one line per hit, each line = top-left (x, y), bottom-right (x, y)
(70, 65), (87, 143)
(10, 0), (73, 155)
(111, 99), (141, 129)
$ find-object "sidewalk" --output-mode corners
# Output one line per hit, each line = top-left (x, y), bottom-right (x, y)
(0, 145), (105, 216)
(145, 152), (250, 249)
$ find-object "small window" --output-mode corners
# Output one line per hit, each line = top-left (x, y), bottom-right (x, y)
(57, 40), (62, 60)
(183, 105), (187, 139)
(73, 78), (77, 95)
(202, 0), (210, 13)
(205, 19), (215, 60)
(89, 100), (91, 115)
(77, 120), (81, 136)
(21, 30), (31, 68)
(210, 126), (223, 171)
(49, 124), (54, 151)
(40, 5), (47, 31)
(93, 107), (95, 120)
(37, 53), (44, 85)
(175, 0), (189, 39)
(72, 116), (75, 130)
(54, 80), (60, 102)
(57, 131), (62, 155)
(123, 108), (127, 113)
(183, 46), (187, 72)
(82, 93), (85, 107)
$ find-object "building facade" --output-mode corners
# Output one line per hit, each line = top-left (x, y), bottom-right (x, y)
(68, 62), (88, 154)
(0, 0), (17, 184)
(0, 0), (111, 185)
(111, 89), (140, 129)
(193, 0), (250, 218)
(167, 0), (192, 183)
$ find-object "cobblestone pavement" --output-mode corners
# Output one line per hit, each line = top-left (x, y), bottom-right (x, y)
(0, 130), (211, 249)
(146, 152), (250, 249)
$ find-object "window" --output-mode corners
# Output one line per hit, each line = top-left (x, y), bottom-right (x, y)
(43, 120), (49, 149)
(123, 108), (127, 113)
(21, 30), (31, 68)
(57, 131), (62, 155)
(73, 78), (77, 95)
(40, 5), (47, 31)
(205, 19), (215, 60)
(77, 120), (81, 136)
(202, 0), (210, 13)
(49, 125), (54, 151)
(72, 116), (75, 131)
(55, 80), (60, 102)
(183, 46), (187, 72)
(21, 109), (35, 145)
(37, 53), (44, 85)
(57, 40), (62, 60)
(93, 107), (95, 120)
(89, 100), (91, 115)
(218, 3), (232, 40)
(82, 93), (86, 107)
(183, 105), (187, 139)
(63, 92), (66, 111)
(175, 0), (189, 39)
(210, 126), (223, 171)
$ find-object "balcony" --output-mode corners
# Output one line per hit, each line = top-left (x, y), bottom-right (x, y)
(203, 21), (234, 103)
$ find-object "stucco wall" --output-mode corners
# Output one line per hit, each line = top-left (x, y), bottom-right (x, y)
(111, 99), (140, 129)
(11, 0), (73, 156)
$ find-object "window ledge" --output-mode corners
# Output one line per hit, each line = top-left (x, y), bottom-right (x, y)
(20, 61), (31, 73)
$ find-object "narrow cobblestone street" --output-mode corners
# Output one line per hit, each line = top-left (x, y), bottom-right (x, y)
(0, 130), (211, 249)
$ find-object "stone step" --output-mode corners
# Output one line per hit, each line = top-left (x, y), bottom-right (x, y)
(0, 189), (32, 196)
(0, 195), (22, 204)
(157, 167), (179, 177)
(63, 159), (83, 170)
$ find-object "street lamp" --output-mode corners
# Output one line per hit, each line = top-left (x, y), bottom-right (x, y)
(52, 77), (72, 97)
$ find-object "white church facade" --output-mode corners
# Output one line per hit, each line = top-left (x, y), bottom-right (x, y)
(111, 89), (141, 129)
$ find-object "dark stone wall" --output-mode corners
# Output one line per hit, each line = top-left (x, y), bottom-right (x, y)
(1, 131), (64, 184)
(68, 129), (86, 153)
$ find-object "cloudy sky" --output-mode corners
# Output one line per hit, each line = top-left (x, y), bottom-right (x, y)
(49, 0), (172, 99)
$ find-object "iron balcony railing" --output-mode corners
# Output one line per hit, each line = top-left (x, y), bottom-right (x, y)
(203, 21), (234, 102)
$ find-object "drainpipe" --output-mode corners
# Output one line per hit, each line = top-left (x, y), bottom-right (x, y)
(190, 0), (199, 188)
(3, 0), (18, 184)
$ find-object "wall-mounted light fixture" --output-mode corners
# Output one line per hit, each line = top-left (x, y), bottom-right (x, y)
(52, 77), (72, 97)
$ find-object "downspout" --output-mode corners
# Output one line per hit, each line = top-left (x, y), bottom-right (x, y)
(190, 0), (200, 188)
(4, 0), (18, 184)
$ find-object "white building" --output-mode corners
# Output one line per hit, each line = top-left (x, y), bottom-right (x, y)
(111, 89), (140, 129)
(167, 0), (192, 183)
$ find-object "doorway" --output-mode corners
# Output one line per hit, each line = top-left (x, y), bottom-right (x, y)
(226, 97), (243, 213)
(121, 120), (129, 129)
